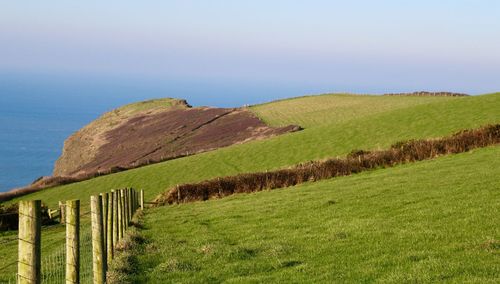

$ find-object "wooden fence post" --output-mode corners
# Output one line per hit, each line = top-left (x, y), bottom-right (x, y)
(136, 189), (139, 210)
(122, 189), (128, 227)
(112, 190), (119, 245)
(66, 200), (80, 284)
(136, 190), (139, 210)
(91, 195), (106, 284)
(128, 188), (134, 220)
(130, 188), (134, 213)
(140, 190), (144, 210)
(18, 200), (41, 284)
(127, 188), (132, 222)
(59, 201), (66, 224)
(133, 189), (137, 212)
(107, 191), (114, 263)
(126, 188), (130, 224)
(125, 188), (130, 221)
(120, 190), (125, 237)
(116, 190), (121, 241)
(100, 193), (108, 266)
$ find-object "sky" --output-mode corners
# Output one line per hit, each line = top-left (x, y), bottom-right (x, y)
(0, 1), (499, 191)
(1, 0), (500, 105)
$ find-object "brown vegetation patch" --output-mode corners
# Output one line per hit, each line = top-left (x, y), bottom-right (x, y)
(153, 124), (499, 205)
(54, 98), (190, 176)
(481, 239), (500, 252)
(76, 108), (299, 177)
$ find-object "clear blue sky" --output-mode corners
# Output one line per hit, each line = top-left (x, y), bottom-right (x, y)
(1, 0), (499, 99)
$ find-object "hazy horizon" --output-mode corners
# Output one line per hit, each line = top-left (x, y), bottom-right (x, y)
(1, 1), (499, 191)
(1, 1), (500, 100)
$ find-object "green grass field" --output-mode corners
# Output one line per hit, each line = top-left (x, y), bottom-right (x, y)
(250, 93), (455, 128)
(6, 93), (499, 210)
(1, 93), (499, 282)
(135, 146), (500, 283)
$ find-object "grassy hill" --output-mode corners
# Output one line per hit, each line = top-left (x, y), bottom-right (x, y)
(1, 92), (499, 281)
(250, 93), (456, 128)
(6, 93), (499, 210)
(134, 146), (500, 283)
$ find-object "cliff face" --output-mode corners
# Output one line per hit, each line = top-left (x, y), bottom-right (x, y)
(53, 98), (299, 177)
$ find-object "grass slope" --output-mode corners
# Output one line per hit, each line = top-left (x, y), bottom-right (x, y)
(250, 93), (455, 128)
(8, 93), (499, 210)
(136, 146), (500, 283)
(1, 93), (498, 280)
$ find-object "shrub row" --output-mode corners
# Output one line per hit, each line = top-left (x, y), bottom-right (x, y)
(154, 124), (499, 205)
(384, 91), (468, 97)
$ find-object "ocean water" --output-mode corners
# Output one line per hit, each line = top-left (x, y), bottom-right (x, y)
(0, 73), (326, 192)
(0, 106), (96, 192)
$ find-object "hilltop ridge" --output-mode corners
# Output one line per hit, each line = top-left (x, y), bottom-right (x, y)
(53, 98), (299, 178)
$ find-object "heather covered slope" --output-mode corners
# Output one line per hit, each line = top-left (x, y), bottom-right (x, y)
(54, 98), (190, 176)
(53, 98), (298, 178)
(7, 93), (499, 210)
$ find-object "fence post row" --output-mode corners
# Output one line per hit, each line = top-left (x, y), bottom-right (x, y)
(18, 200), (41, 284)
(16, 189), (143, 284)
(66, 200), (80, 284)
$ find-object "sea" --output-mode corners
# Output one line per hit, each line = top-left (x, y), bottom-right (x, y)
(0, 73), (327, 192)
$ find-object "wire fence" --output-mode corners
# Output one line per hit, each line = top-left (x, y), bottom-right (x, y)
(80, 226), (93, 284)
(0, 261), (17, 284)
(0, 223), (94, 284)
(41, 242), (65, 283)
(1, 188), (144, 283)
(0, 234), (18, 284)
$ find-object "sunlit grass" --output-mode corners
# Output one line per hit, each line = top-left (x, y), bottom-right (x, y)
(1, 93), (498, 282)
(135, 146), (500, 283)
(8, 93), (499, 211)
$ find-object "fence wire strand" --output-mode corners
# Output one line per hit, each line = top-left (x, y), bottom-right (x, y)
(80, 226), (93, 284)
(40, 242), (65, 284)
(0, 260), (17, 284)
(1, 188), (140, 284)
